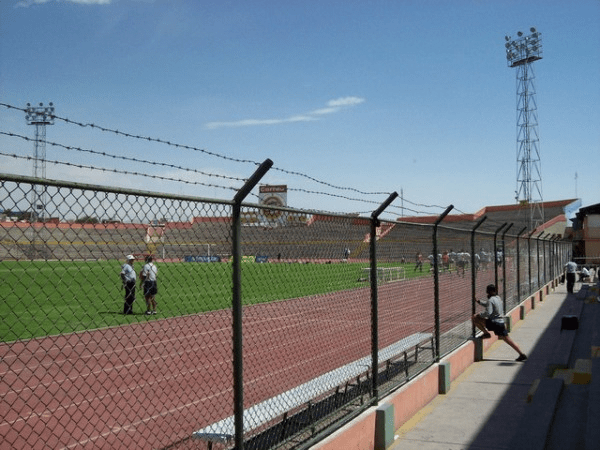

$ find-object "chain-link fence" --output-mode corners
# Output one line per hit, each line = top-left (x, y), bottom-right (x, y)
(0, 174), (571, 450)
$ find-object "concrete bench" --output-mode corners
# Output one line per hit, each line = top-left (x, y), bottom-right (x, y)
(192, 332), (433, 446)
(591, 303), (600, 359)
(576, 284), (589, 299)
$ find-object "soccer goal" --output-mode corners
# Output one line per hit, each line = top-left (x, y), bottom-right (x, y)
(362, 266), (406, 283)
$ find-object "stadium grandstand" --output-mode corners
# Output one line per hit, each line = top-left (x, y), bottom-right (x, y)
(0, 198), (578, 264)
(397, 199), (578, 236)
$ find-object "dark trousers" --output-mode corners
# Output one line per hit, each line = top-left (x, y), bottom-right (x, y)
(124, 281), (136, 314)
(566, 272), (576, 294)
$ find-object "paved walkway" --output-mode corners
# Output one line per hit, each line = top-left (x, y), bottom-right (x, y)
(390, 281), (591, 450)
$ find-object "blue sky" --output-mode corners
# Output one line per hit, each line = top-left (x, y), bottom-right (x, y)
(1, 0), (599, 220)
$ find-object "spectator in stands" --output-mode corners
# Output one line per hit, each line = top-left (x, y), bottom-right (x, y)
(120, 255), (136, 314)
(564, 260), (578, 293)
(472, 284), (528, 362)
(140, 255), (159, 315)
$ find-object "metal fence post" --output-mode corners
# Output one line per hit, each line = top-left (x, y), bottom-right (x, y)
(537, 232), (545, 289)
(501, 223), (513, 311)
(553, 235), (561, 281)
(542, 235), (548, 285)
(470, 216), (487, 336)
(369, 192), (398, 403)
(516, 227), (527, 301)
(527, 230), (536, 294)
(231, 159), (273, 450)
(547, 236), (552, 282)
(433, 205), (453, 362)
(493, 223), (507, 290)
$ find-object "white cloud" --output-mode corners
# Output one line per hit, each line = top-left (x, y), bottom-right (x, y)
(205, 115), (316, 130)
(327, 96), (366, 107)
(16, 0), (111, 7)
(309, 107), (338, 116)
(205, 96), (365, 130)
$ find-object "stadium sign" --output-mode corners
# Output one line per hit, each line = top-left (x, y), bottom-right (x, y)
(184, 255), (221, 263)
(259, 184), (287, 223)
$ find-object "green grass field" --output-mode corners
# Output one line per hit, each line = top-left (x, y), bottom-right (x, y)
(0, 259), (428, 342)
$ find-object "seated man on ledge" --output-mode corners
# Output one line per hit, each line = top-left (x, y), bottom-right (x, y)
(472, 284), (528, 362)
(580, 266), (591, 283)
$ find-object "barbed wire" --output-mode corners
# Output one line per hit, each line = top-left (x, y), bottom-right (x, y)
(1, 103), (393, 196)
(0, 151), (240, 194)
(0, 149), (443, 219)
(1, 102), (454, 215)
(0, 132), (404, 213)
(0, 131), (247, 185)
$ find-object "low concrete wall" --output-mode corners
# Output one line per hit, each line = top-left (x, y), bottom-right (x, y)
(311, 281), (553, 450)
(313, 342), (476, 450)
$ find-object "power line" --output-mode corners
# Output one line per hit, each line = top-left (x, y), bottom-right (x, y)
(1, 102), (459, 216)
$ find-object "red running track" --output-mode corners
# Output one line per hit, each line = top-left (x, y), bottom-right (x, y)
(0, 269), (496, 449)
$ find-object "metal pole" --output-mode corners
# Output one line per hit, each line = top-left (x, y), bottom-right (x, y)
(501, 223), (513, 312)
(537, 232), (545, 290)
(553, 235), (561, 281)
(493, 223), (507, 290)
(232, 159), (273, 450)
(516, 227), (527, 301)
(370, 192), (398, 402)
(549, 235), (556, 280)
(542, 235), (548, 285)
(433, 205), (454, 361)
(470, 216), (487, 336)
(527, 230), (536, 295)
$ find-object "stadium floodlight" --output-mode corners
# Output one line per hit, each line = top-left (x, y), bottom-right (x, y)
(504, 28), (544, 230)
(25, 102), (55, 125)
(505, 29), (542, 67)
(25, 102), (55, 221)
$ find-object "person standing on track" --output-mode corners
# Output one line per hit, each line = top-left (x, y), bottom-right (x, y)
(120, 254), (136, 314)
(140, 255), (159, 315)
(415, 251), (423, 272)
(472, 284), (528, 362)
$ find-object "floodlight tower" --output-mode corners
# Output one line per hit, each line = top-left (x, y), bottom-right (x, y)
(505, 28), (544, 230)
(25, 102), (55, 222)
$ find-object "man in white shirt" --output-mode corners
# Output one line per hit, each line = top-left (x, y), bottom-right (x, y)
(565, 260), (578, 293)
(140, 255), (159, 315)
(120, 255), (136, 314)
(580, 266), (591, 282)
